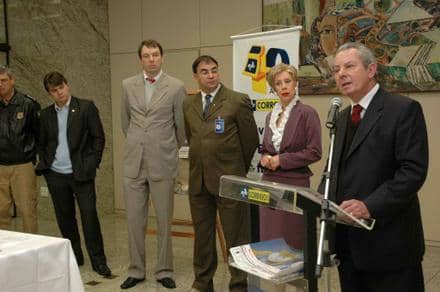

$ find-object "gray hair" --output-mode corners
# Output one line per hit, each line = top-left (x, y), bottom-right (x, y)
(0, 65), (14, 78)
(336, 42), (377, 69)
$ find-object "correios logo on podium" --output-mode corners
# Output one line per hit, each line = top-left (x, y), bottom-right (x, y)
(242, 45), (290, 95)
(239, 186), (270, 204)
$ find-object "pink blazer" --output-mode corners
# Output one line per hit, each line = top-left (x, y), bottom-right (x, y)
(261, 101), (322, 181)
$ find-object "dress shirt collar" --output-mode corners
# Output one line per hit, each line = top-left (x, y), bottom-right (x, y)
(54, 96), (72, 111)
(143, 70), (163, 83)
(201, 83), (221, 101)
(273, 95), (299, 113)
(351, 83), (379, 111)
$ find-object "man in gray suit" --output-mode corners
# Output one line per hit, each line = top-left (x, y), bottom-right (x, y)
(120, 39), (186, 290)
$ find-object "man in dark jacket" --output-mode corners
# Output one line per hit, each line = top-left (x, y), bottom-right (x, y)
(36, 71), (111, 277)
(324, 42), (428, 292)
(183, 55), (259, 292)
(0, 65), (40, 233)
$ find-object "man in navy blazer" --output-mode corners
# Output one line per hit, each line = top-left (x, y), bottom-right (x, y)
(36, 72), (111, 277)
(325, 42), (429, 292)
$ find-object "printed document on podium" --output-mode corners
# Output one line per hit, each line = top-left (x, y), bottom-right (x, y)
(230, 238), (303, 282)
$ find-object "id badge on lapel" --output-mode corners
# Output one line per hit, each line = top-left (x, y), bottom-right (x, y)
(215, 116), (224, 134)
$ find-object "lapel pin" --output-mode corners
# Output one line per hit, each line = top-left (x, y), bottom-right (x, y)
(72, 109), (75, 112)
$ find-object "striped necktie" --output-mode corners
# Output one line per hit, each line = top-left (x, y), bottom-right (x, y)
(203, 94), (212, 117)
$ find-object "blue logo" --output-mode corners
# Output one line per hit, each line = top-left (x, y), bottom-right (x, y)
(240, 187), (248, 199)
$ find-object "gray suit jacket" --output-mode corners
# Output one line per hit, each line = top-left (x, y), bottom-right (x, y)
(121, 72), (186, 180)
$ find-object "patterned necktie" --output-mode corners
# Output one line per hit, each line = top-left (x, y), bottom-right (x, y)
(276, 106), (285, 127)
(146, 77), (155, 84)
(203, 94), (212, 117)
(351, 104), (363, 126)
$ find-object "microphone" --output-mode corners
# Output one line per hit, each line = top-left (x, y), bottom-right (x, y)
(325, 97), (343, 129)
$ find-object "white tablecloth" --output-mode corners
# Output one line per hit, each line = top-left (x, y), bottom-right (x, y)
(0, 230), (84, 292)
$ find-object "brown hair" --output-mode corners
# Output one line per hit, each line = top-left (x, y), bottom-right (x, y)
(43, 71), (68, 92)
(138, 39), (163, 58)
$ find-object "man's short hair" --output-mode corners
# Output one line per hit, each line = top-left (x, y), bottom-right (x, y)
(336, 42), (377, 69)
(192, 55), (218, 74)
(43, 71), (68, 92)
(138, 39), (163, 58)
(0, 65), (14, 78)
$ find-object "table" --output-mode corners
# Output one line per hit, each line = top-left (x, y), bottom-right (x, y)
(0, 230), (84, 292)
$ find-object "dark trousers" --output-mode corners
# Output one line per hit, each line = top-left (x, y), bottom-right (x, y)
(338, 256), (425, 292)
(44, 170), (106, 267)
(189, 183), (250, 292)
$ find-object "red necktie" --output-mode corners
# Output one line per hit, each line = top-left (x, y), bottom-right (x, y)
(351, 104), (363, 126)
(146, 77), (155, 84)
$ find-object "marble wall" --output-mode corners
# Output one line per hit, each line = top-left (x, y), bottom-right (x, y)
(6, 0), (113, 217)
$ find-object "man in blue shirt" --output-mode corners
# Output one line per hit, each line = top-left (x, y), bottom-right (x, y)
(36, 71), (111, 277)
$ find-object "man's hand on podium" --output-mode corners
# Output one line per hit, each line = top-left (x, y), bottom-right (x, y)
(340, 199), (371, 223)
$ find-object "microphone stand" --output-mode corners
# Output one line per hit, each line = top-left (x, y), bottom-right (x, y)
(315, 122), (338, 291)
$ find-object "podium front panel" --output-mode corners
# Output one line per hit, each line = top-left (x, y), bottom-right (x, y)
(219, 175), (375, 230)
(219, 175), (324, 215)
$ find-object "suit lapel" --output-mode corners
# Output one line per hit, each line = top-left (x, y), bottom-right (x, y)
(280, 103), (301, 150)
(133, 73), (146, 110)
(264, 112), (277, 153)
(191, 92), (204, 120)
(48, 105), (59, 135)
(67, 97), (79, 130)
(346, 91), (383, 158)
(335, 107), (350, 163)
(147, 74), (169, 111)
(205, 85), (226, 119)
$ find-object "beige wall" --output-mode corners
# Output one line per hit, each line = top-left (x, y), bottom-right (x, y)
(108, 0), (262, 212)
(108, 0), (440, 243)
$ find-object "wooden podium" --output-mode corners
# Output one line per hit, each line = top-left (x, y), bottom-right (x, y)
(219, 175), (375, 292)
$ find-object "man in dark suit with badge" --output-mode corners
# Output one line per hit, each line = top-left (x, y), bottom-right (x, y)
(324, 42), (428, 292)
(36, 71), (111, 277)
(183, 55), (259, 292)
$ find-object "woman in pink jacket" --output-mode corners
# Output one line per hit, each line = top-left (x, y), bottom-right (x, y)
(259, 63), (322, 249)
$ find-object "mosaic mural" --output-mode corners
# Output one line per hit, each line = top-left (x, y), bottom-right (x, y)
(263, 0), (440, 94)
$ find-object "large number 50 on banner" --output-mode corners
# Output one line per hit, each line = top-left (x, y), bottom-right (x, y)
(231, 26), (301, 178)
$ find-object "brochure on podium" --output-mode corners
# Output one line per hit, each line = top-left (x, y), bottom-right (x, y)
(229, 238), (304, 284)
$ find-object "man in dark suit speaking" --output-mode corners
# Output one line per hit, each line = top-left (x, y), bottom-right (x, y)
(36, 72), (111, 277)
(183, 55), (259, 292)
(325, 42), (429, 292)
